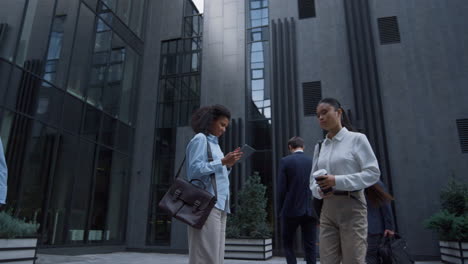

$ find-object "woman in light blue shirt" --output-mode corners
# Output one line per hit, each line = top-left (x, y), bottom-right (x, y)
(186, 104), (242, 264)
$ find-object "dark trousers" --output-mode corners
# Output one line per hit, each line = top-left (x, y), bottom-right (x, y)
(281, 215), (317, 264)
(366, 234), (384, 264)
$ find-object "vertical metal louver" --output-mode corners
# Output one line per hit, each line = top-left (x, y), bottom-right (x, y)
(298, 0), (316, 19)
(378, 16), (401, 44)
(302, 81), (321, 116)
(0, 23), (7, 44)
(456, 119), (468, 153)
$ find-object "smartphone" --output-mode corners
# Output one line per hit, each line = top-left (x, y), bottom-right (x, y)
(237, 144), (256, 163)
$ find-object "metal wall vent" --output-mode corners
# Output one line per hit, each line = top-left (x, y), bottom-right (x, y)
(378, 16), (401, 44)
(302, 81), (321, 116)
(298, 0), (316, 19)
(456, 119), (468, 153)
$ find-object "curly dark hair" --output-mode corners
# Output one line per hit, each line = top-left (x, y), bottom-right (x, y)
(191, 104), (231, 135)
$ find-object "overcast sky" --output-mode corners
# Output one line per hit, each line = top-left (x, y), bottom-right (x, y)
(192, 0), (204, 13)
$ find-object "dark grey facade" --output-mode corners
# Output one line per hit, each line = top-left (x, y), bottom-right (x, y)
(1, 0), (467, 261)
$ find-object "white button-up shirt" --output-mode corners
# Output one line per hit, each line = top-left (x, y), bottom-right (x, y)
(310, 127), (380, 199)
(0, 138), (8, 204)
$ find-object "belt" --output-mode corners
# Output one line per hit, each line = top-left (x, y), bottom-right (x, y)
(333, 190), (360, 196)
(333, 190), (366, 208)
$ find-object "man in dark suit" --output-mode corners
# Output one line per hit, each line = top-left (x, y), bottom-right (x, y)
(277, 137), (317, 264)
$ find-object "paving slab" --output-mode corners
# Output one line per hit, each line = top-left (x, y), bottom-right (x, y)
(36, 252), (442, 264)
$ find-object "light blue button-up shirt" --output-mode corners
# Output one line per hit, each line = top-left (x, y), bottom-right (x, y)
(0, 138), (8, 204)
(186, 133), (231, 213)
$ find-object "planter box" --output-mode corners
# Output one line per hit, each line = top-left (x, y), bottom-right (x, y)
(439, 241), (468, 264)
(225, 238), (273, 260)
(0, 238), (38, 264)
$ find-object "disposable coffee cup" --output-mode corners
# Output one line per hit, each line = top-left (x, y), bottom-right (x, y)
(313, 169), (332, 194)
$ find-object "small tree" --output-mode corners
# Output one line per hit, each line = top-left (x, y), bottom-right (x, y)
(424, 179), (468, 242)
(0, 211), (39, 239)
(227, 172), (271, 239)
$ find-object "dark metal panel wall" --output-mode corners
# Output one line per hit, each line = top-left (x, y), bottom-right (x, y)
(270, 17), (301, 254)
(343, 0), (396, 224)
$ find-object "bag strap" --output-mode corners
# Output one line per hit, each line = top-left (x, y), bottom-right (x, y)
(206, 142), (218, 198)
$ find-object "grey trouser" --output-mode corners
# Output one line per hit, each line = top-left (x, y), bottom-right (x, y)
(319, 191), (368, 264)
(188, 208), (227, 264)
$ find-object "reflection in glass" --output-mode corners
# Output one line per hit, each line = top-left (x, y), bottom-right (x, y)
(68, 3), (96, 98)
(0, 0), (27, 61)
(67, 139), (95, 243)
(47, 133), (79, 245)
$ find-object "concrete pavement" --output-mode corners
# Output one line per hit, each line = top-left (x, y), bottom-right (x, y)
(37, 252), (442, 264)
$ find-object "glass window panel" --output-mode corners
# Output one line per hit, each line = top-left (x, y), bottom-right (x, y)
(47, 133), (79, 245)
(110, 48), (125, 62)
(254, 101), (264, 108)
(252, 69), (263, 79)
(67, 139), (96, 244)
(263, 0), (268, 7)
(191, 53), (199, 72)
(252, 79), (264, 91)
(161, 42), (168, 54)
(251, 42), (263, 52)
(89, 147), (113, 243)
(262, 8), (268, 18)
(0, 61), (13, 104)
(34, 84), (64, 126)
(252, 90), (264, 101)
(251, 19), (262, 27)
(108, 63), (123, 82)
(116, 0), (131, 24)
(100, 114), (117, 147)
(262, 17), (269, 26)
(169, 40), (177, 54)
(68, 4), (97, 98)
(251, 51), (264, 63)
(0, 0), (27, 61)
(250, 0), (261, 9)
(182, 54), (191, 73)
(94, 31), (112, 52)
(250, 9), (262, 20)
(251, 62), (264, 69)
(116, 123), (131, 153)
(264, 99), (271, 107)
(82, 105), (101, 141)
(264, 106), (271, 118)
(4, 63), (24, 110)
(119, 47), (138, 125)
(4, 119), (57, 243)
(62, 94), (83, 133)
(106, 152), (129, 241)
(251, 32), (262, 41)
(15, 0), (56, 67)
(102, 0), (117, 10)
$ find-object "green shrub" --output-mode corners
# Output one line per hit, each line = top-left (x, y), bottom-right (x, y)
(424, 179), (468, 242)
(226, 172), (271, 239)
(0, 211), (39, 239)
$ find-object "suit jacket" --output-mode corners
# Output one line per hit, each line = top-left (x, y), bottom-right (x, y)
(277, 152), (317, 218)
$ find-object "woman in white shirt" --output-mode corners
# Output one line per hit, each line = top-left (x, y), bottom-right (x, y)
(310, 98), (380, 264)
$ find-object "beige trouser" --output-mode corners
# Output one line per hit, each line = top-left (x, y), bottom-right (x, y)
(188, 208), (227, 264)
(319, 191), (368, 264)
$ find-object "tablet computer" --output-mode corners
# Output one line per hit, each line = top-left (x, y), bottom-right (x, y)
(238, 144), (256, 163)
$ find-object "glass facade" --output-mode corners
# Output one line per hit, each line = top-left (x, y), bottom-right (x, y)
(0, 0), (145, 246)
(245, 0), (275, 228)
(147, 0), (203, 245)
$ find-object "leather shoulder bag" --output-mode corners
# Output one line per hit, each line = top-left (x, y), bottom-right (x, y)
(158, 139), (218, 229)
